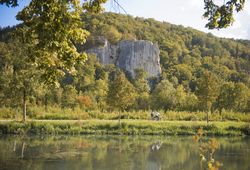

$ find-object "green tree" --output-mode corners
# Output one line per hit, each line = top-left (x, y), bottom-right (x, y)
(216, 82), (249, 112)
(234, 82), (249, 112)
(204, 0), (245, 29)
(132, 69), (150, 110)
(44, 87), (63, 108)
(174, 64), (193, 84)
(0, 42), (11, 105)
(0, 38), (40, 121)
(0, 0), (108, 85)
(74, 55), (97, 93)
(151, 80), (176, 111)
(107, 70), (137, 121)
(183, 93), (198, 111)
(216, 82), (235, 113)
(196, 71), (219, 123)
(173, 85), (187, 110)
(14, 0), (91, 84)
(102, 25), (122, 44)
(83, 0), (107, 13)
(72, 55), (109, 110)
(61, 85), (78, 109)
(92, 79), (109, 110)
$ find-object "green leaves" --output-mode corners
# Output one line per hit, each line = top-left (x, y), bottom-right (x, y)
(83, 0), (108, 13)
(15, 0), (90, 84)
(203, 0), (245, 29)
(12, 0), (108, 84)
(107, 70), (137, 111)
(196, 71), (219, 111)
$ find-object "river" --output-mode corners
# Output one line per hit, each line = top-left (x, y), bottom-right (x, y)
(0, 135), (249, 170)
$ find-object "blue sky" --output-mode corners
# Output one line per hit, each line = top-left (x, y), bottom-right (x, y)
(1, 0), (250, 40)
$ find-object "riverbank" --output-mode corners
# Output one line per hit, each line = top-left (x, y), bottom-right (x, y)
(1, 107), (250, 122)
(0, 120), (249, 136)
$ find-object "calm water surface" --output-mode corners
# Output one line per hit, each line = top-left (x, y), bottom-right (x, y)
(0, 135), (249, 170)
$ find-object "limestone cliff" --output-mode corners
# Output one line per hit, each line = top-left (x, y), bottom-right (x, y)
(87, 39), (161, 78)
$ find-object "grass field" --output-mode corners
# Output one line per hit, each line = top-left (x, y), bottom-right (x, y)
(0, 119), (249, 136)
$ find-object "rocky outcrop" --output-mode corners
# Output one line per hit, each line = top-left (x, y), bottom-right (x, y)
(87, 39), (117, 65)
(87, 39), (161, 78)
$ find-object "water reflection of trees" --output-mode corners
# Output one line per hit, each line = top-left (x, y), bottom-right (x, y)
(0, 135), (249, 170)
(194, 128), (223, 170)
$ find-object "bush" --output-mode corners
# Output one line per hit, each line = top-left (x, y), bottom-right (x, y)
(0, 107), (15, 119)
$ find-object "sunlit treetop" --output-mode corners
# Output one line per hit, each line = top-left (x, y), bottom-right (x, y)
(83, 0), (108, 13)
(204, 0), (245, 29)
(1, 0), (107, 85)
(14, 0), (90, 85)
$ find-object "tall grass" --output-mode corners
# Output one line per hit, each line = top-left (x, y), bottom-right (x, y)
(0, 120), (249, 136)
(0, 106), (249, 122)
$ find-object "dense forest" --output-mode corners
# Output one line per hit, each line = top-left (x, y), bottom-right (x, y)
(0, 12), (250, 118)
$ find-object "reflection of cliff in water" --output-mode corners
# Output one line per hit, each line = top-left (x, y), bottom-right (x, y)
(0, 135), (249, 170)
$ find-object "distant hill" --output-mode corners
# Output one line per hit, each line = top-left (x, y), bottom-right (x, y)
(82, 12), (250, 88)
(1, 12), (249, 89)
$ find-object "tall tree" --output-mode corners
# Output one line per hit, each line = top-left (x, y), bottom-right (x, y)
(151, 80), (176, 111)
(133, 69), (150, 110)
(15, 0), (91, 84)
(216, 82), (235, 113)
(234, 82), (249, 112)
(107, 69), (136, 114)
(173, 85), (187, 110)
(0, 36), (40, 121)
(196, 71), (219, 123)
(0, 42), (14, 108)
(61, 85), (78, 109)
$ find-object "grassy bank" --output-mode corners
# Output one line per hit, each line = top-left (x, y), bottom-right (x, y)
(1, 106), (250, 122)
(0, 120), (249, 136)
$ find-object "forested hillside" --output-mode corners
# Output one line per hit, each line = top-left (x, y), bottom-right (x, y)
(0, 12), (250, 118)
(82, 12), (250, 112)
(83, 12), (250, 82)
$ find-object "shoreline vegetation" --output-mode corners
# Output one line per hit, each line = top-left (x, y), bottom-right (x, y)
(0, 107), (249, 136)
(1, 107), (250, 122)
(0, 119), (249, 136)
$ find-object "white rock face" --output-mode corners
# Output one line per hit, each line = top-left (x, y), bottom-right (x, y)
(87, 39), (117, 65)
(87, 39), (161, 78)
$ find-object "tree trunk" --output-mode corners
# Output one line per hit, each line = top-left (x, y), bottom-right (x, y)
(206, 111), (209, 124)
(22, 88), (27, 122)
(13, 140), (16, 152)
(206, 103), (212, 124)
(21, 142), (26, 158)
(15, 107), (19, 121)
(118, 111), (121, 126)
(44, 93), (48, 112)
